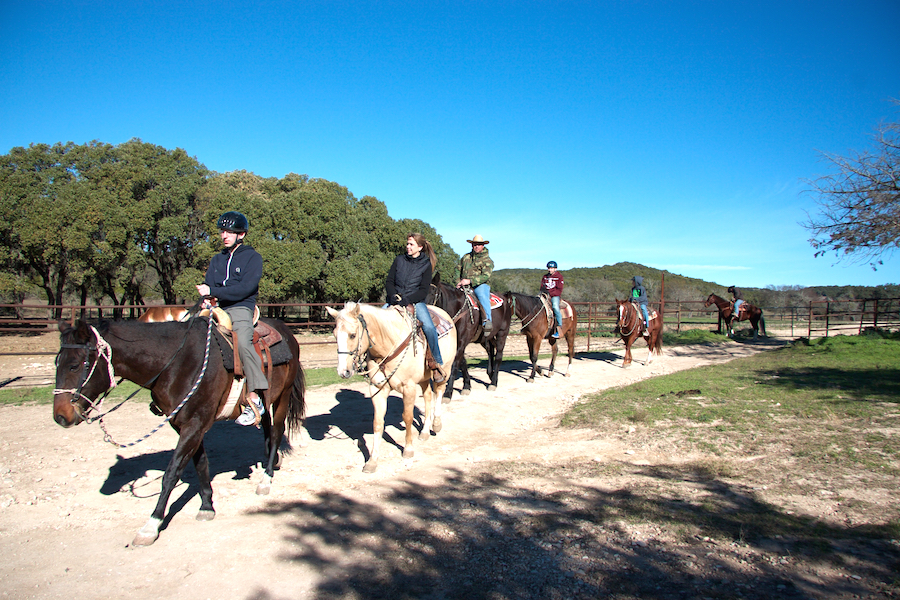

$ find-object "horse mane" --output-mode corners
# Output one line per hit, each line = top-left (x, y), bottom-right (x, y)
(506, 291), (541, 318)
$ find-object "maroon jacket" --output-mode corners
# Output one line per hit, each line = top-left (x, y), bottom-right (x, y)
(540, 272), (564, 297)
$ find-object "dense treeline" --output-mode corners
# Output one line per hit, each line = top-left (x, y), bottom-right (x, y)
(0, 140), (459, 315)
(1, 141), (896, 315)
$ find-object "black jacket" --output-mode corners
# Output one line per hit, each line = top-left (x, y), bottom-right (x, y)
(386, 252), (432, 306)
(203, 243), (262, 310)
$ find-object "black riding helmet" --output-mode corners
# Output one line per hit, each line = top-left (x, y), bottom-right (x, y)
(217, 211), (249, 233)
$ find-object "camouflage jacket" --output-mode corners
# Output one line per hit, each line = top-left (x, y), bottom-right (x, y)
(458, 248), (494, 287)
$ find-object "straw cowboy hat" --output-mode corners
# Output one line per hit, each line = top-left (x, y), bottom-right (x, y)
(467, 234), (489, 245)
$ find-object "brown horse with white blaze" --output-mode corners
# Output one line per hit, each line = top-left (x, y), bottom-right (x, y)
(326, 302), (457, 473)
(615, 299), (663, 367)
(53, 317), (305, 546)
(704, 293), (766, 339)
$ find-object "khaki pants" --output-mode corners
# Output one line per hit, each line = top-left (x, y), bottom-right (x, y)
(226, 306), (268, 393)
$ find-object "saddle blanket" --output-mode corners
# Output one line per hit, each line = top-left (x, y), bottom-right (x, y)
(465, 292), (505, 310)
(212, 326), (293, 371)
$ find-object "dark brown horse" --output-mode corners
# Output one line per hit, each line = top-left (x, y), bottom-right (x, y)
(615, 299), (663, 367)
(427, 274), (513, 401)
(506, 292), (577, 382)
(704, 293), (766, 339)
(53, 317), (305, 546)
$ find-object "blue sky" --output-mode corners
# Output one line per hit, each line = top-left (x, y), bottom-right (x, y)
(2, 1), (899, 288)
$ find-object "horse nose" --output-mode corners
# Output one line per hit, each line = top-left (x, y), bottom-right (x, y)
(54, 413), (75, 428)
(338, 369), (352, 379)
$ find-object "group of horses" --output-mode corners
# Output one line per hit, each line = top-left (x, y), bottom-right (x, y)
(51, 286), (762, 546)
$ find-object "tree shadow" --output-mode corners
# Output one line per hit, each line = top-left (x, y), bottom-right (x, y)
(755, 366), (900, 404)
(243, 462), (898, 599)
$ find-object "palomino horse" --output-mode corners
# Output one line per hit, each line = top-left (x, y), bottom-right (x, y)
(506, 292), (578, 382)
(615, 299), (663, 367)
(704, 293), (766, 339)
(426, 274), (513, 401)
(53, 317), (305, 546)
(327, 302), (457, 473)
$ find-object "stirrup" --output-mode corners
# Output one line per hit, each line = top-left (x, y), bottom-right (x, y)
(236, 395), (265, 427)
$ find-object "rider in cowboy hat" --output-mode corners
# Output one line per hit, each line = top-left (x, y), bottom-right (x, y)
(456, 234), (494, 333)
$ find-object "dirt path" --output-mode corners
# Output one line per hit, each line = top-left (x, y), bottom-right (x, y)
(1, 333), (893, 599)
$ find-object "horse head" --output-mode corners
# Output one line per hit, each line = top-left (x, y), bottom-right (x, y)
(704, 293), (717, 308)
(326, 302), (369, 379)
(53, 320), (115, 428)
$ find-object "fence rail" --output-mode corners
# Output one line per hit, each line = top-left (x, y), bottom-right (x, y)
(2, 298), (898, 356)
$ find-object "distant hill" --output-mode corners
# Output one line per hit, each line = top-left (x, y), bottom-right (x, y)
(491, 262), (899, 305)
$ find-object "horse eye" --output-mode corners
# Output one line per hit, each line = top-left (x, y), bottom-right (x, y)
(348, 333), (356, 340)
(69, 363), (80, 372)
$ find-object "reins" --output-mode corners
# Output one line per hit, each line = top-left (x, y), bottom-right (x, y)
(340, 310), (414, 391)
(617, 302), (641, 338)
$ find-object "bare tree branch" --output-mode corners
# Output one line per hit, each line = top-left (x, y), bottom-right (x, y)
(802, 100), (900, 270)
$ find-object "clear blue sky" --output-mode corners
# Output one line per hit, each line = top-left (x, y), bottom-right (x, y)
(2, 1), (899, 289)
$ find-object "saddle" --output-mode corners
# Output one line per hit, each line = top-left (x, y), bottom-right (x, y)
(380, 305), (452, 381)
(208, 306), (284, 379)
(457, 290), (504, 325)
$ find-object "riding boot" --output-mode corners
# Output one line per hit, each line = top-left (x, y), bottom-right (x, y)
(482, 319), (492, 333)
(425, 349), (447, 384)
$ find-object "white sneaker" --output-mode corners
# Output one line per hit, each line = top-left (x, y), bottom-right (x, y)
(236, 395), (265, 426)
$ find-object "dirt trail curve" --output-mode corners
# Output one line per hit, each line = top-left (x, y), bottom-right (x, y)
(2, 333), (890, 599)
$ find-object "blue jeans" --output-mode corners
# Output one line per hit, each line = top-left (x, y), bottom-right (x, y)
(473, 283), (492, 322)
(415, 302), (443, 364)
(733, 299), (743, 319)
(225, 305), (268, 393)
(550, 295), (562, 326)
(639, 303), (650, 327)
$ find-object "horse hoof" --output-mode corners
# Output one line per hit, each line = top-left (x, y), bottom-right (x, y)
(526, 378), (534, 383)
(196, 510), (216, 521)
(487, 385), (497, 392)
(256, 483), (271, 495)
(362, 462), (377, 474)
(418, 430), (430, 441)
(432, 417), (442, 433)
(442, 396), (453, 404)
(132, 533), (158, 547)
(460, 389), (471, 397)
(402, 448), (415, 459)
(564, 372), (571, 378)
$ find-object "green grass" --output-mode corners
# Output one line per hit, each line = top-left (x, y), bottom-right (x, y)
(563, 330), (900, 474)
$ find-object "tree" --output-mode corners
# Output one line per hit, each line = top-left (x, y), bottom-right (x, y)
(803, 102), (900, 269)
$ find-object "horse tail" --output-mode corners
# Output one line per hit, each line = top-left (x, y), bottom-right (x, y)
(286, 361), (306, 436)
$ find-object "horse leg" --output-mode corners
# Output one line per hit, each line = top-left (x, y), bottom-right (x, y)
(431, 379), (444, 434)
(363, 385), (390, 473)
(563, 326), (575, 377)
(526, 334), (541, 383)
(419, 381), (434, 441)
(400, 383), (417, 459)
(489, 335), (508, 391)
(623, 338), (633, 368)
(458, 347), (473, 397)
(191, 441), (216, 521)
(547, 339), (558, 378)
(134, 424), (209, 546)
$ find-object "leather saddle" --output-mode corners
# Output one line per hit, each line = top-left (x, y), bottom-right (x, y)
(208, 306), (283, 380)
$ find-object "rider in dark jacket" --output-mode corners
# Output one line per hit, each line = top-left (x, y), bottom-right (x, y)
(728, 286), (744, 319)
(386, 233), (445, 381)
(631, 276), (650, 330)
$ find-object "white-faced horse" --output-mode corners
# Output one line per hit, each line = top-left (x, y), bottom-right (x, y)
(326, 302), (457, 473)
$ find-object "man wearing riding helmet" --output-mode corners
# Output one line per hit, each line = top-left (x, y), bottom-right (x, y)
(540, 261), (564, 339)
(196, 211), (267, 426)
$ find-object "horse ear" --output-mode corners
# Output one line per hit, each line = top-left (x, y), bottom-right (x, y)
(432, 272), (441, 285)
(326, 306), (340, 319)
(58, 320), (73, 334)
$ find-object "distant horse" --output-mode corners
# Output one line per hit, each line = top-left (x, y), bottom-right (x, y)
(326, 302), (457, 473)
(615, 299), (663, 367)
(53, 317), (305, 546)
(705, 293), (766, 339)
(506, 292), (578, 382)
(138, 306), (190, 323)
(427, 274), (513, 400)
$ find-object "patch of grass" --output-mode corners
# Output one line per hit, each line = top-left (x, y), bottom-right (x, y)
(0, 385), (54, 405)
(563, 331), (900, 483)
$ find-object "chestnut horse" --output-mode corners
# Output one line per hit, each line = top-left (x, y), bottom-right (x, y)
(137, 306), (191, 323)
(427, 274), (513, 401)
(326, 302), (457, 473)
(506, 292), (578, 382)
(615, 299), (663, 367)
(53, 317), (305, 546)
(704, 293), (766, 339)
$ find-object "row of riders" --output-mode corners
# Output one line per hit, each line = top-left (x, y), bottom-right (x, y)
(52, 211), (761, 546)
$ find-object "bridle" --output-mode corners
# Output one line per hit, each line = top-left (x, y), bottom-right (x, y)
(430, 283), (475, 324)
(336, 313), (373, 376)
(54, 325), (117, 417)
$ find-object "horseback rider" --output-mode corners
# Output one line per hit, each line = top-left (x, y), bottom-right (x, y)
(728, 286), (744, 320)
(456, 234), (494, 333)
(540, 261), (564, 339)
(386, 233), (446, 383)
(631, 276), (650, 332)
(196, 211), (267, 426)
